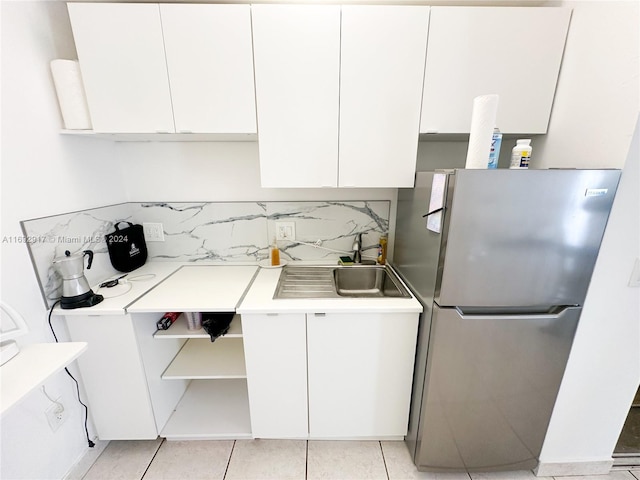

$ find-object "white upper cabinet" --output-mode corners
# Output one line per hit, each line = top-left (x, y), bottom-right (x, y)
(253, 5), (428, 188)
(420, 7), (571, 134)
(68, 3), (256, 134)
(68, 3), (174, 133)
(160, 4), (256, 134)
(338, 6), (429, 188)
(252, 5), (341, 188)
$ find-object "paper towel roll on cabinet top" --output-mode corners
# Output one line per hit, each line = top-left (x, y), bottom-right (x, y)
(465, 94), (499, 169)
(50, 59), (92, 130)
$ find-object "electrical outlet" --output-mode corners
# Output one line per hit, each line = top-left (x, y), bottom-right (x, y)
(275, 221), (295, 241)
(45, 399), (66, 432)
(143, 222), (165, 242)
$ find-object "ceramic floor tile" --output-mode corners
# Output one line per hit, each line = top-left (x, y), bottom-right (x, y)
(381, 441), (471, 480)
(141, 440), (233, 480)
(307, 440), (387, 480)
(82, 438), (162, 480)
(224, 439), (306, 480)
(550, 472), (637, 480)
(469, 471), (551, 480)
(630, 470), (640, 480)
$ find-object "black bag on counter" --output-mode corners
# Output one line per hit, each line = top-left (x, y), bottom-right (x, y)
(105, 222), (148, 272)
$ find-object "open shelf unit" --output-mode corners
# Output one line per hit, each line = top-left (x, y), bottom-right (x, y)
(153, 312), (252, 439)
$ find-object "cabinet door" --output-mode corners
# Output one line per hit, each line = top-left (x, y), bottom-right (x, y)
(420, 7), (571, 134)
(160, 5), (256, 134)
(242, 313), (308, 438)
(307, 312), (419, 438)
(252, 5), (340, 188)
(67, 3), (174, 133)
(339, 6), (429, 188)
(65, 315), (158, 440)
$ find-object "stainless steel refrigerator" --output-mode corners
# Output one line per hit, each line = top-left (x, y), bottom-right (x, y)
(394, 169), (620, 472)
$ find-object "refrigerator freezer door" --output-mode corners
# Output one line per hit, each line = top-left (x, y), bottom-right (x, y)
(437, 169), (620, 308)
(414, 305), (580, 471)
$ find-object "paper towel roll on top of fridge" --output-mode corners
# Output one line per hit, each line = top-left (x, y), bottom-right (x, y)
(50, 59), (92, 130)
(465, 94), (499, 169)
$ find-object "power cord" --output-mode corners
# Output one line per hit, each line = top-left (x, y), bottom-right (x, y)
(48, 300), (95, 448)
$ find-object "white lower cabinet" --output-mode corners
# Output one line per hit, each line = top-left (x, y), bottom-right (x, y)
(66, 312), (251, 440)
(242, 311), (419, 439)
(65, 314), (159, 440)
(66, 308), (418, 440)
(242, 313), (308, 438)
(307, 312), (419, 438)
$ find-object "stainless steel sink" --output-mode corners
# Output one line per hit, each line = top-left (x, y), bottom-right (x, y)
(273, 265), (411, 299)
(333, 266), (410, 297)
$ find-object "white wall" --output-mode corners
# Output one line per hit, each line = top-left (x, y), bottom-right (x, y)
(117, 140), (400, 254)
(538, 115), (640, 471)
(0, 2), (125, 479)
(118, 141), (398, 203)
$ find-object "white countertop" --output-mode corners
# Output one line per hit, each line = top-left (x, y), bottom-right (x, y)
(53, 262), (183, 316)
(53, 262), (183, 315)
(54, 262), (421, 316)
(237, 267), (423, 314)
(127, 265), (259, 313)
(1, 342), (87, 416)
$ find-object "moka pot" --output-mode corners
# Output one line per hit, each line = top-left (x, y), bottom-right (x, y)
(53, 250), (103, 309)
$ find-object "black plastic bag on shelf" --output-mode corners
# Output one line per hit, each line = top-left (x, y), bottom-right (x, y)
(201, 312), (234, 343)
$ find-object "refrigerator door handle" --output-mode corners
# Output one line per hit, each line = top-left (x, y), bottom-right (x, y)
(454, 306), (579, 321)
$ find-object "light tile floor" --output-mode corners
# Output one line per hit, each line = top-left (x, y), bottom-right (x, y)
(81, 439), (640, 480)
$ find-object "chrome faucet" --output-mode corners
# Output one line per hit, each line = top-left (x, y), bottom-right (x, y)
(352, 233), (363, 264)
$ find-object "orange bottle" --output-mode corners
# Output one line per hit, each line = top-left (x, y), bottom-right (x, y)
(270, 238), (280, 266)
(377, 235), (388, 265)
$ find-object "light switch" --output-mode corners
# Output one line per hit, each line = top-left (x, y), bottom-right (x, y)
(276, 221), (296, 241)
(143, 223), (165, 242)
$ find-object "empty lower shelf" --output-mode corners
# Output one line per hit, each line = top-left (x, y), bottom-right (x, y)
(160, 379), (252, 440)
(161, 338), (246, 380)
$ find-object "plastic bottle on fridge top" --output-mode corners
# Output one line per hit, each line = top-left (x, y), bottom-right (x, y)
(510, 139), (532, 169)
(488, 127), (502, 169)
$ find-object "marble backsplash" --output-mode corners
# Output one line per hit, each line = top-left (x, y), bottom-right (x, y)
(22, 200), (390, 306)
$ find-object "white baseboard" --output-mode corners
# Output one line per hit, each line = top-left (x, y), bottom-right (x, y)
(613, 455), (640, 468)
(535, 459), (613, 477)
(63, 438), (110, 480)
